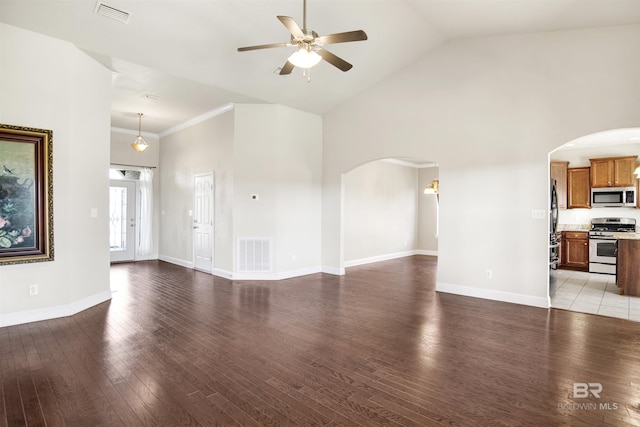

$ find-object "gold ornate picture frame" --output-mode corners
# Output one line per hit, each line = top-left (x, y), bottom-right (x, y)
(0, 124), (53, 265)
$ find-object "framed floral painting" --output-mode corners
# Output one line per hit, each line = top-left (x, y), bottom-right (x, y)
(0, 124), (53, 265)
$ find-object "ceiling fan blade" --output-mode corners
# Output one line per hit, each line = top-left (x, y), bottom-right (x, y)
(279, 61), (295, 75)
(238, 43), (289, 52)
(317, 30), (368, 45)
(317, 49), (353, 72)
(277, 16), (304, 39)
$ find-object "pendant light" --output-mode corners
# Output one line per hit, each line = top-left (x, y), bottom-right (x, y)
(131, 113), (149, 153)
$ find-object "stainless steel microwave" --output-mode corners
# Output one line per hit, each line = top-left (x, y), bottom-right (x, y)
(591, 187), (636, 207)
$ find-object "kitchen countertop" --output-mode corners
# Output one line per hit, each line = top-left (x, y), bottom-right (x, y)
(557, 224), (640, 239)
(557, 226), (640, 239)
(557, 224), (590, 232)
(610, 232), (640, 240)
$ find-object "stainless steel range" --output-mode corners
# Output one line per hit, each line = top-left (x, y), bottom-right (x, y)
(589, 217), (636, 275)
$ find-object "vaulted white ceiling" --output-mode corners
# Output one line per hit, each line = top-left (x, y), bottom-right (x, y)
(2, 0), (640, 133)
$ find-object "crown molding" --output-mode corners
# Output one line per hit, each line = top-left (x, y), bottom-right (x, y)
(110, 127), (159, 138)
(382, 158), (438, 169)
(159, 103), (235, 138)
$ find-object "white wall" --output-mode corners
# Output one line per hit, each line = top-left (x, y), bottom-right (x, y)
(0, 24), (112, 327)
(159, 109), (235, 273)
(323, 25), (640, 307)
(159, 104), (322, 279)
(110, 129), (161, 259)
(418, 166), (439, 254)
(343, 160), (419, 264)
(233, 104), (322, 278)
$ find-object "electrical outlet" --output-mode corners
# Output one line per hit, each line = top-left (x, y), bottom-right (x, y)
(29, 284), (39, 296)
(485, 269), (493, 279)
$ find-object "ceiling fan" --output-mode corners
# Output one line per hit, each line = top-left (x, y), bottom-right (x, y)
(237, 0), (367, 78)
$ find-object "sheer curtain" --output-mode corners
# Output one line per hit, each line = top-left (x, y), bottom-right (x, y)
(138, 168), (154, 257)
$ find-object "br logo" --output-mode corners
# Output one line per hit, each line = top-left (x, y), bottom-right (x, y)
(573, 382), (603, 399)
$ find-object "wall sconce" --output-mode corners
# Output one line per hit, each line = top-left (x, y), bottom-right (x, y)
(131, 113), (149, 153)
(634, 165), (640, 177)
(424, 179), (439, 202)
(424, 179), (439, 195)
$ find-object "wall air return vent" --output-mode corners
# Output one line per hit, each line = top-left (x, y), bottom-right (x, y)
(94, 1), (131, 24)
(237, 238), (272, 273)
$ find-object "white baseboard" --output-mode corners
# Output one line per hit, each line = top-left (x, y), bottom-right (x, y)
(321, 266), (346, 275)
(416, 249), (438, 257)
(231, 266), (322, 281)
(321, 251), (437, 275)
(0, 290), (112, 328)
(211, 268), (233, 280)
(135, 254), (158, 261)
(159, 254), (193, 269)
(161, 256), (234, 280)
(275, 266), (322, 280)
(160, 256), (323, 281)
(436, 282), (550, 308)
(345, 250), (419, 268)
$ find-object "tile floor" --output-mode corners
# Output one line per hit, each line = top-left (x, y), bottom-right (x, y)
(551, 269), (640, 322)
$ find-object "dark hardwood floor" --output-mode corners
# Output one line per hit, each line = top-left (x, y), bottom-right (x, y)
(2, 256), (640, 426)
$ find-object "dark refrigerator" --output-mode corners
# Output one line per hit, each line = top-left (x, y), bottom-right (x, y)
(549, 178), (559, 297)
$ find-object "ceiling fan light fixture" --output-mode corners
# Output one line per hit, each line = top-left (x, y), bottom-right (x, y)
(237, 0), (367, 77)
(287, 48), (322, 69)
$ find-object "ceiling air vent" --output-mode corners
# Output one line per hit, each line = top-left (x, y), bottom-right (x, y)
(94, 1), (131, 24)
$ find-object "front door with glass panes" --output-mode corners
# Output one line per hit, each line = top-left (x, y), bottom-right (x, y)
(109, 180), (136, 262)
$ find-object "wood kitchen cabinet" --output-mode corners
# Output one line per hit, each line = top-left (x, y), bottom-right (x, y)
(567, 167), (591, 209)
(550, 161), (569, 209)
(560, 231), (589, 271)
(590, 156), (637, 188)
(616, 239), (640, 296)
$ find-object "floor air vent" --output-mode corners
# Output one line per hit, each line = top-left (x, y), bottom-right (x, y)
(94, 1), (131, 23)
(237, 238), (272, 273)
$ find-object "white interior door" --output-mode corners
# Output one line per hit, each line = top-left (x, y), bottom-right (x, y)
(109, 180), (136, 262)
(193, 173), (214, 273)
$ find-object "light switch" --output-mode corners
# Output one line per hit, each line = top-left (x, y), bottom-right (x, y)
(90, 208), (98, 218)
(531, 209), (546, 219)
